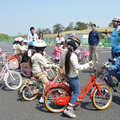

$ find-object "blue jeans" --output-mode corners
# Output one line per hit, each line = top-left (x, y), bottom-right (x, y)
(68, 76), (80, 106)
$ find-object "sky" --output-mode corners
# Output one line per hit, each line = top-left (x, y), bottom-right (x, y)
(0, 0), (119, 36)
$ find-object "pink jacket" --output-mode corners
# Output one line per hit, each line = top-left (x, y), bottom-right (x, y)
(54, 46), (61, 57)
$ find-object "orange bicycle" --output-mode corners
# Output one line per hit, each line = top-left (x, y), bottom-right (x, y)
(42, 65), (112, 113)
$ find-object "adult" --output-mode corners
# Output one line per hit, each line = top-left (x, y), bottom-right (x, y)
(27, 27), (38, 43)
(105, 17), (120, 59)
(56, 32), (65, 45)
(88, 24), (100, 63)
(38, 32), (45, 41)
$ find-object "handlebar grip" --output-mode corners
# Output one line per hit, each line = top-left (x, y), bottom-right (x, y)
(108, 59), (113, 62)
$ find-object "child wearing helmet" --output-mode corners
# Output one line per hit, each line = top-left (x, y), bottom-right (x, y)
(21, 41), (34, 63)
(16, 37), (26, 54)
(59, 37), (93, 118)
(105, 46), (120, 85)
(23, 39), (28, 50)
(28, 40), (57, 103)
(53, 40), (62, 64)
(16, 37), (26, 62)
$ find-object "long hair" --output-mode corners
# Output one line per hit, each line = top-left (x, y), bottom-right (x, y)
(28, 51), (35, 70)
(65, 48), (72, 79)
(57, 32), (62, 37)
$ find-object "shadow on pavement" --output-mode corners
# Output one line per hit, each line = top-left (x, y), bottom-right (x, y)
(112, 95), (120, 105)
(80, 102), (98, 111)
(0, 85), (13, 91)
(35, 103), (52, 113)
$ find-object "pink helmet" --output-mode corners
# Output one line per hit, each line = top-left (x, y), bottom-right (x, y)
(14, 38), (18, 42)
(17, 37), (24, 42)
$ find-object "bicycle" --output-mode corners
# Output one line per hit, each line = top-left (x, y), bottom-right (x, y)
(0, 52), (22, 90)
(98, 59), (120, 94)
(75, 49), (90, 63)
(20, 67), (64, 101)
(2, 54), (20, 70)
(42, 64), (112, 113)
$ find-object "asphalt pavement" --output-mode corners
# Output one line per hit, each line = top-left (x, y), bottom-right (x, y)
(0, 43), (120, 120)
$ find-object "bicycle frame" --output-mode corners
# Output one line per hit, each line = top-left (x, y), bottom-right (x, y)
(43, 74), (104, 106)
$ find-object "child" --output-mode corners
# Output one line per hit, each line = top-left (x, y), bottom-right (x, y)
(53, 40), (62, 64)
(21, 41), (34, 63)
(28, 40), (57, 103)
(16, 37), (26, 54)
(105, 46), (120, 85)
(23, 39), (28, 50)
(13, 38), (18, 54)
(59, 37), (93, 118)
(16, 37), (26, 62)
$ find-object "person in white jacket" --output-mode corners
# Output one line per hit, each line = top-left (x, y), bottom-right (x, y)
(59, 37), (93, 118)
(28, 40), (57, 103)
(27, 27), (38, 43)
(56, 32), (65, 45)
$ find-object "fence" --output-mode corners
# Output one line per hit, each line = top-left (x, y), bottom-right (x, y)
(0, 38), (111, 47)
(82, 38), (111, 47)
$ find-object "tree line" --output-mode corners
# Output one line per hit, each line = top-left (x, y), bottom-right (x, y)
(36, 21), (100, 35)
(0, 21), (112, 39)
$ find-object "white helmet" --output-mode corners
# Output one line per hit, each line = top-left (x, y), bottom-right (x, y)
(33, 40), (47, 48)
(112, 17), (120, 22)
(23, 39), (28, 43)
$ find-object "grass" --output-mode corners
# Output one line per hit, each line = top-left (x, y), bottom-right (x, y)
(44, 27), (114, 38)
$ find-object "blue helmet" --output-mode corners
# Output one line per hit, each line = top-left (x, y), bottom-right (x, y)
(114, 46), (120, 53)
(28, 41), (34, 46)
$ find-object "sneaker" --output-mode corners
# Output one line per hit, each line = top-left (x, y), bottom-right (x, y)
(39, 97), (51, 105)
(39, 97), (44, 103)
(63, 108), (76, 118)
(76, 98), (85, 102)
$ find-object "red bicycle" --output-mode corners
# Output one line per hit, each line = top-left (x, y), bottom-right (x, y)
(42, 65), (112, 113)
(2, 54), (20, 70)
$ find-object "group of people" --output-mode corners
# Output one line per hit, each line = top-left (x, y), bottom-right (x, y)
(11, 17), (120, 118)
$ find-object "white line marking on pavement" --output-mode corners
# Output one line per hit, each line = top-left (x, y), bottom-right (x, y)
(100, 51), (110, 53)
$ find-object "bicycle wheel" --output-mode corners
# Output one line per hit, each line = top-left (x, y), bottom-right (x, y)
(44, 68), (55, 81)
(45, 87), (70, 113)
(22, 85), (39, 101)
(92, 85), (112, 110)
(4, 71), (22, 90)
(21, 63), (31, 77)
(8, 59), (19, 70)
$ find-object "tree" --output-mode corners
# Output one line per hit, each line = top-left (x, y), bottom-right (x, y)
(64, 22), (74, 31)
(36, 28), (42, 36)
(74, 22), (88, 30)
(108, 21), (113, 27)
(0, 33), (10, 39)
(42, 28), (51, 34)
(87, 21), (93, 28)
(53, 24), (65, 34)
